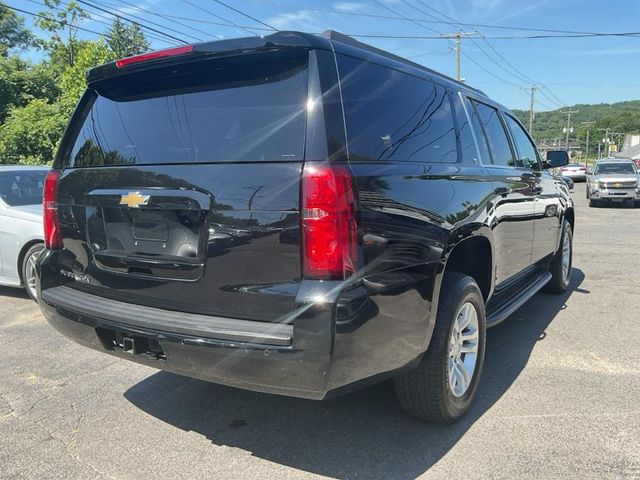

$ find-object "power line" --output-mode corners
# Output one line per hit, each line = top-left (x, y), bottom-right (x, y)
(4, 4), (119, 41)
(534, 98), (556, 111)
(74, 0), (189, 44)
(369, 0), (442, 35)
(404, 1), (531, 87)
(180, 0), (261, 36)
(148, 12), (273, 31)
(246, 0), (637, 37)
(104, 0), (221, 39)
(368, 0), (522, 93)
(25, 0), (111, 29)
(411, 0), (566, 108)
(26, 0), (182, 46)
(404, 0), (565, 108)
(540, 86), (567, 108)
(347, 32), (640, 39)
(368, 0), (519, 94)
(368, 0), (525, 96)
(211, 0), (277, 31)
(6, 3), (181, 50)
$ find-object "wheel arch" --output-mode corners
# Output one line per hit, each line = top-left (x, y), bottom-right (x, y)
(564, 207), (575, 233)
(442, 233), (494, 302)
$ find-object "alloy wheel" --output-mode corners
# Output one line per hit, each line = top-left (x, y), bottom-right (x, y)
(25, 250), (39, 300)
(561, 228), (571, 285)
(447, 302), (479, 398)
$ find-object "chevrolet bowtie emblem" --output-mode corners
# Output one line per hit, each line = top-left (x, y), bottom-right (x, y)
(120, 192), (150, 208)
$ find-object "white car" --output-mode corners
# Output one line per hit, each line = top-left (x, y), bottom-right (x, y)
(560, 163), (587, 182)
(0, 166), (49, 301)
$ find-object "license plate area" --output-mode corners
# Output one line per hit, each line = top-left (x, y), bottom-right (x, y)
(99, 208), (203, 258)
(84, 188), (210, 281)
(132, 218), (169, 242)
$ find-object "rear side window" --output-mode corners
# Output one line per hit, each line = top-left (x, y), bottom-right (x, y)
(504, 114), (539, 169)
(471, 101), (517, 168)
(466, 99), (491, 165)
(65, 51), (309, 167)
(337, 55), (457, 163)
(452, 93), (480, 165)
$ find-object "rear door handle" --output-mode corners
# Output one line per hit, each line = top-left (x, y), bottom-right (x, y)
(494, 186), (511, 196)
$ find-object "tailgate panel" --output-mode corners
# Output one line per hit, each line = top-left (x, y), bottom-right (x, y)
(56, 163), (302, 322)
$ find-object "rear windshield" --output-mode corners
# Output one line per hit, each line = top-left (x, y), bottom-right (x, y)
(596, 163), (637, 175)
(64, 51), (309, 167)
(0, 170), (47, 206)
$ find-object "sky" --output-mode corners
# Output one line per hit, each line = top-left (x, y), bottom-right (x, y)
(8, 0), (640, 111)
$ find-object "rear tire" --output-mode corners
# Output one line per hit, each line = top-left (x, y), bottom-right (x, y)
(543, 220), (572, 294)
(21, 243), (44, 302)
(394, 273), (486, 423)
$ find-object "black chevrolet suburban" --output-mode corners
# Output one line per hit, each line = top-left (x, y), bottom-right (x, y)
(37, 31), (573, 423)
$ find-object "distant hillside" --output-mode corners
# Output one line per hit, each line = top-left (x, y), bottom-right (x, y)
(511, 100), (640, 149)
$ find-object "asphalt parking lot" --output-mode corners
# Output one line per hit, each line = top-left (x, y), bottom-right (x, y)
(1, 182), (639, 480)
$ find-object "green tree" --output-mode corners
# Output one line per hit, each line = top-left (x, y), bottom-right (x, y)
(0, 99), (67, 164)
(59, 39), (113, 111)
(0, 2), (36, 56)
(36, 0), (89, 66)
(105, 18), (149, 58)
(0, 56), (60, 122)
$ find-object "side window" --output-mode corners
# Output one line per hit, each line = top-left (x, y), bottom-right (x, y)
(466, 98), (492, 165)
(452, 93), (480, 165)
(471, 100), (518, 168)
(504, 114), (539, 169)
(337, 54), (457, 163)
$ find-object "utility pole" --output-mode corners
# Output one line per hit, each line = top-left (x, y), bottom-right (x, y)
(441, 31), (475, 81)
(581, 121), (595, 167)
(522, 84), (539, 133)
(561, 110), (579, 152)
(597, 127), (611, 158)
(455, 32), (461, 81)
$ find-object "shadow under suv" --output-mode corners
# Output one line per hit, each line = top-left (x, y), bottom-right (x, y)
(37, 31), (573, 423)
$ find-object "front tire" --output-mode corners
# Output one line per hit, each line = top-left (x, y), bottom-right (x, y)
(21, 243), (44, 302)
(543, 220), (572, 293)
(394, 273), (486, 423)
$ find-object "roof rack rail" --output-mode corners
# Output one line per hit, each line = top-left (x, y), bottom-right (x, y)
(320, 30), (486, 96)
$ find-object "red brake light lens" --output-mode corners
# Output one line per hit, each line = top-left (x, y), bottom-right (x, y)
(43, 170), (61, 250)
(115, 45), (194, 68)
(301, 164), (358, 279)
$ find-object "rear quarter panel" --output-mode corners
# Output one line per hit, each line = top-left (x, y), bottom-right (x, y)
(321, 45), (497, 386)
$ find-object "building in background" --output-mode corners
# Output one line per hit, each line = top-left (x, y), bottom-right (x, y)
(617, 134), (640, 160)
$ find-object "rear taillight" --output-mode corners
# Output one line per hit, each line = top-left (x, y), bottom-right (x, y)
(115, 45), (194, 68)
(43, 170), (61, 250)
(301, 164), (358, 279)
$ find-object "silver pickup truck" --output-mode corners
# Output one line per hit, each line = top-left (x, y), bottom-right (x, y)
(586, 158), (640, 207)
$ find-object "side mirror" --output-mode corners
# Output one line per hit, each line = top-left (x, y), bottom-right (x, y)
(586, 168), (593, 175)
(544, 150), (569, 169)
